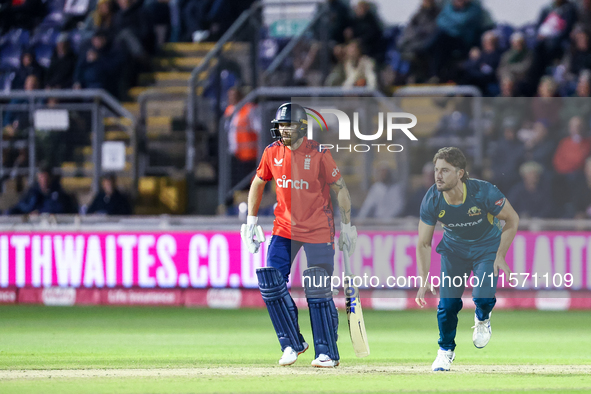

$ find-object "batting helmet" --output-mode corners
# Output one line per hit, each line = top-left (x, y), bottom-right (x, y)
(270, 103), (307, 143)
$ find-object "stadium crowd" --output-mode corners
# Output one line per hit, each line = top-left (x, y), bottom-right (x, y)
(1, 0), (591, 219)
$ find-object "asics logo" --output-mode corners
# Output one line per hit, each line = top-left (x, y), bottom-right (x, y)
(274, 158), (283, 167)
(276, 175), (309, 190)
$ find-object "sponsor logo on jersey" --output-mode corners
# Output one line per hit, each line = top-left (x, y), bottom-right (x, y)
(439, 210), (445, 218)
(273, 158), (283, 167)
(276, 175), (309, 189)
(304, 155), (311, 170)
(446, 218), (483, 227)
(332, 167), (340, 177)
(495, 198), (505, 206)
(468, 206), (482, 216)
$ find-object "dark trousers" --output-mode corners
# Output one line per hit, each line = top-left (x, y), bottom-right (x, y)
(437, 251), (498, 351)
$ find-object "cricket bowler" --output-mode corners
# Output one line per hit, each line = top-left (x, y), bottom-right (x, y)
(415, 147), (519, 371)
(241, 102), (358, 368)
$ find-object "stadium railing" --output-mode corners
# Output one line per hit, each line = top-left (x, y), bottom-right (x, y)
(0, 89), (136, 194)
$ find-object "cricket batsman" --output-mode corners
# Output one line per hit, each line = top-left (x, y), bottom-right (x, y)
(241, 102), (357, 368)
(415, 147), (519, 371)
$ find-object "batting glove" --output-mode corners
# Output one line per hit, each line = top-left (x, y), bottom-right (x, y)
(240, 215), (265, 254)
(339, 222), (358, 256)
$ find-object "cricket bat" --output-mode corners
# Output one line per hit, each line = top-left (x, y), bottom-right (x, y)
(343, 251), (370, 358)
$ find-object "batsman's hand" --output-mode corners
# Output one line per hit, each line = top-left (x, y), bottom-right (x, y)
(415, 283), (436, 308)
(339, 222), (358, 256)
(240, 216), (265, 254)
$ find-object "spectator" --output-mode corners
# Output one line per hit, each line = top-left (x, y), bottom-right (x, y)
(508, 161), (554, 218)
(404, 162), (434, 217)
(12, 50), (44, 90)
(521, 120), (557, 170)
(531, 76), (562, 129)
(112, 0), (156, 58)
(324, 0), (353, 45)
(398, 0), (441, 61)
(572, 156), (591, 218)
(489, 117), (525, 194)
(343, 1), (384, 61)
(530, 0), (578, 85)
(500, 75), (517, 97)
(6, 166), (76, 215)
(182, 0), (211, 42)
(111, 0), (155, 98)
(3, 74), (41, 139)
(434, 97), (471, 137)
(553, 115), (591, 175)
(83, 0), (117, 32)
(424, 0), (485, 80)
(224, 87), (261, 188)
(324, 44), (347, 86)
(497, 32), (533, 88)
(74, 31), (122, 96)
(460, 30), (502, 95)
(293, 0), (353, 83)
(552, 115), (591, 213)
(45, 34), (78, 89)
(73, 48), (109, 90)
(560, 69), (591, 124)
(86, 174), (132, 215)
(561, 27), (591, 79)
(358, 163), (405, 220)
(575, 68), (591, 97)
(342, 40), (377, 90)
(489, 77), (528, 140)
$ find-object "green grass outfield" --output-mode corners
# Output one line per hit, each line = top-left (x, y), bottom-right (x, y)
(0, 306), (590, 393)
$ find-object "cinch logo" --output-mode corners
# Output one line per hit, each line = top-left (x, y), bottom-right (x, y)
(276, 175), (309, 189)
(303, 107), (418, 153)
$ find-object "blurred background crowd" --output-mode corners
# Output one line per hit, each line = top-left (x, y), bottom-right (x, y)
(1, 0), (591, 220)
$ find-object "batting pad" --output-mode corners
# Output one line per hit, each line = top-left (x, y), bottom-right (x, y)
(256, 267), (306, 352)
(304, 267), (340, 361)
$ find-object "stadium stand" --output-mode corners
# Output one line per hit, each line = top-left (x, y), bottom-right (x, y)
(1, 0), (591, 219)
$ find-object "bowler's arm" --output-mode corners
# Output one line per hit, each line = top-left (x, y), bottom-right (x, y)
(248, 177), (268, 216)
(495, 199), (519, 263)
(330, 178), (352, 224)
(415, 220), (435, 307)
(416, 220), (435, 286)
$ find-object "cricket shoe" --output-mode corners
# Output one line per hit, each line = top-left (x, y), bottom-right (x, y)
(311, 354), (339, 368)
(278, 342), (309, 366)
(432, 348), (455, 371)
(472, 312), (492, 349)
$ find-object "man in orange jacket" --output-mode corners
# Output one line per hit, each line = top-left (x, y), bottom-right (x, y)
(224, 87), (261, 189)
